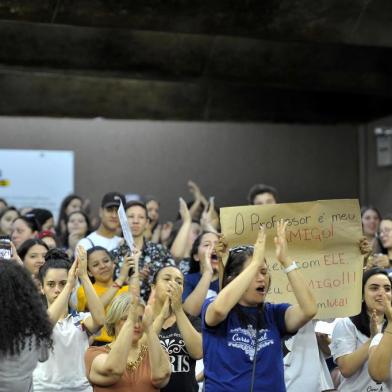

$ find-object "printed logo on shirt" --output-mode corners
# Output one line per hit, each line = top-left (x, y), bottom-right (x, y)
(70, 311), (86, 332)
(160, 333), (190, 373)
(228, 325), (274, 361)
(366, 385), (384, 391)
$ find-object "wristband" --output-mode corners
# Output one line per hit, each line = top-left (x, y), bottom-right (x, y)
(112, 281), (122, 289)
(283, 261), (299, 274)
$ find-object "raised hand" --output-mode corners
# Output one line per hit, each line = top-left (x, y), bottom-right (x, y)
(359, 237), (372, 256)
(168, 281), (183, 313)
(200, 205), (214, 231)
(121, 248), (141, 279)
(251, 224), (266, 267)
(67, 258), (79, 290)
(188, 180), (202, 201)
(161, 296), (171, 320)
(370, 308), (380, 337)
(200, 245), (214, 275)
(179, 197), (191, 223)
(142, 304), (154, 331)
(215, 235), (229, 262)
(76, 245), (88, 278)
(382, 293), (392, 323)
(68, 232), (84, 250)
(160, 222), (173, 244)
(274, 220), (290, 267)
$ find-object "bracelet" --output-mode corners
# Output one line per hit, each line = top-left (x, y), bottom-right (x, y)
(112, 281), (122, 289)
(284, 261), (299, 274)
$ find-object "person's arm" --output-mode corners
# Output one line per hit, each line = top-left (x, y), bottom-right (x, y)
(169, 281), (203, 359)
(159, 222), (174, 248)
(152, 296), (171, 334)
(336, 310), (379, 377)
(143, 304), (171, 388)
(88, 294), (137, 386)
(76, 246), (105, 332)
(47, 259), (78, 324)
(127, 249), (142, 299)
(182, 247), (214, 317)
(200, 197), (219, 233)
(150, 224), (161, 244)
(274, 221), (317, 332)
(369, 296), (392, 383)
(170, 198), (192, 260)
(337, 341), (372, 378)
(188, 180), (208, 219)
(205, 225), (266, 326)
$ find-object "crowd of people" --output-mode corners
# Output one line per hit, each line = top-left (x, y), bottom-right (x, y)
(0, 181), (391, 392)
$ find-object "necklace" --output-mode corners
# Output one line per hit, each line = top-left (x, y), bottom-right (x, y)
(106, 343), (148, 372)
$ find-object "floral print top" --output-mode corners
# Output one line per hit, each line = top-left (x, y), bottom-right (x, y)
(111, 240), (175, 301)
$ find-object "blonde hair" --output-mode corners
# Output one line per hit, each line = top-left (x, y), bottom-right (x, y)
(105, 293), (145, 337)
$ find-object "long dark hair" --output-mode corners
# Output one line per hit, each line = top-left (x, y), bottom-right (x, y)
(0, 260), (53, 356)
(56, 194), (83, 236)
(188, 231), (217, 274)
(18, 238), (49, 261)
(61, 210), (91, 248)
(361, 205), (382, 221)
(350, 267), (391, 337)
(38, 248), (72, 284)
(152, 265), (184, 286)
(14, 214), (41, 237)
(0, 206), (19, 222)
(222, 246), (266, 328)
(86, 246), (113, 283)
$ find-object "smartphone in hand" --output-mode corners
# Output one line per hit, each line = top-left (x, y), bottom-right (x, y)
(0, 236), (12, 260)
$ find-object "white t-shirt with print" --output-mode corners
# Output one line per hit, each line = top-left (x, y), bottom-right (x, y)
(33, 311), (92, 392)
(330, 317), (388, 391)
(77, 231), (122, 252)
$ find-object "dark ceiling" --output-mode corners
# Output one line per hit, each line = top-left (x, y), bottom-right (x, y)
(0, 0), (392, 123)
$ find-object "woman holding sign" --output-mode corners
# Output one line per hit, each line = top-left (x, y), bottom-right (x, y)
(201, 220), (317, 392)
(330, 267), (391, 391)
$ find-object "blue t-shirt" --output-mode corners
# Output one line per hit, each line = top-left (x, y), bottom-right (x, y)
(182, 272), (219, 302)
(201, 297), (290, 392)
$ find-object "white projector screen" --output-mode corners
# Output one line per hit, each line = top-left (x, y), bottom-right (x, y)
(0, 149), (74, 222)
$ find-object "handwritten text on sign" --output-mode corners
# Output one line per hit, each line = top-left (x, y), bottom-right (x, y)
(220, 199), (363, 319)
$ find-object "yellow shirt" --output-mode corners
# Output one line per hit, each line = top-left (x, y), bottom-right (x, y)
(77, 282), (128, 343)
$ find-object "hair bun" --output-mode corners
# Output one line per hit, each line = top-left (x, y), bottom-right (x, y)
(45, 248), (70, 263)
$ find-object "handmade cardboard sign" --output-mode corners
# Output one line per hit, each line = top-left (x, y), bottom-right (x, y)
(220, 199), (363, 319)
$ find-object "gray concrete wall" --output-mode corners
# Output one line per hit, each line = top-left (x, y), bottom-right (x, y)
(361, 116), (392, 215)
(0, 117), (359, 221)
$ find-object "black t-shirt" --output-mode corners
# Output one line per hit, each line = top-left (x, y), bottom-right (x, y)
(159, 315), (202, 392)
